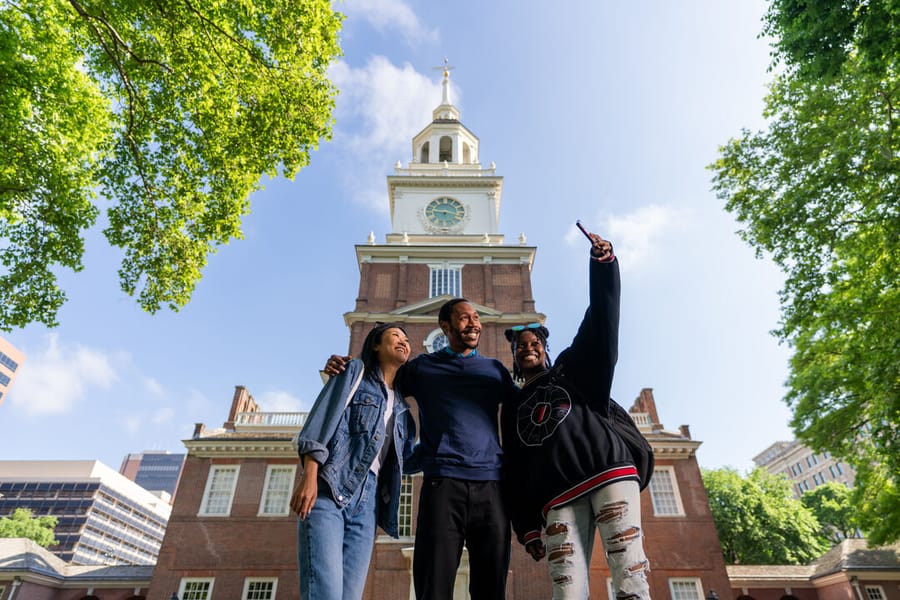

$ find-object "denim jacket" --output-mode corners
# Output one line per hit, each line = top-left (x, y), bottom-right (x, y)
(294, 358), (416, 538)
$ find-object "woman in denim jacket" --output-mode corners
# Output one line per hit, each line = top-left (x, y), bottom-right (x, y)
(291, 322), (417, 600)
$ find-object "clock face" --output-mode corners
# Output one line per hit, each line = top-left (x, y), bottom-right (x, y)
(425, 197), (465, 228)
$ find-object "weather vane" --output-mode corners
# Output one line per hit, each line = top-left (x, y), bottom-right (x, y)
(432, 57), (454, 78)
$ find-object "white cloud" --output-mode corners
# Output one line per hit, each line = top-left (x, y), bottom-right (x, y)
(566, 204), (692, 271)
(11, 334), (118, 416)
(332, 56), (441, 153)
(340, 0), (438, 45)
(257, 390), (305, 412)
(329, 57), (443, 209)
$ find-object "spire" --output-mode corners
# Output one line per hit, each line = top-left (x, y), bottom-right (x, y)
(431, 58), (459, 122)
(438, 58), (454, 105)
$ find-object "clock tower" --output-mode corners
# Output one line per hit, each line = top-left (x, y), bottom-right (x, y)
(344, 64), (543, 366)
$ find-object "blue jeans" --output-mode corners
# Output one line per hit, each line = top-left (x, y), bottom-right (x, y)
(544, 480), (650, 600)
(297, 472), (378, 600)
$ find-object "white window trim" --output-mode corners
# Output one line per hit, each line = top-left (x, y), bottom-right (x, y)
(179, 577), (215, 600)
(864, 585), (886, 600)
(198, 464), (240, 516)
(258, 464), (296, 517)
(668, 577), (703, 599)
(242, 577), (279, 600)
(649, 465), (686, 517)
(427, 263), (463, 298)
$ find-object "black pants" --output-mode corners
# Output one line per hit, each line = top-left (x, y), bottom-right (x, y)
(413, 478), (510, 600)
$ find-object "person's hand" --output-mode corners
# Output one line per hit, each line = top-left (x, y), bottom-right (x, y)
(290, 459), (319, 520)
(323, 354), (352, 376)
(525, 539), (546, 561)
(588, 233), (613, 261)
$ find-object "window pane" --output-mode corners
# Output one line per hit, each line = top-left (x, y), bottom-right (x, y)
(671, 579), (700, 600)
(245, 579), (276, 600)
(182, 580), (212, 600)
(865, 587), (885, 600)
(262, 467), (294, 515)
(203, 467), (237, 514)
(649, 469), (679, 515)
(429, 266), (461, 297)
(398, 475), (413, 536)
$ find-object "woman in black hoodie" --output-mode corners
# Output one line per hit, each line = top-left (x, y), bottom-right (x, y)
(502, 230), (652, 600)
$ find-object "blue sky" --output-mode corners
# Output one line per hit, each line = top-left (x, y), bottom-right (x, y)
(1, 1), (794, 473)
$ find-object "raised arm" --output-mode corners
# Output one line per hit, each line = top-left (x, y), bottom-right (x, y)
(556, 233), (620, 416)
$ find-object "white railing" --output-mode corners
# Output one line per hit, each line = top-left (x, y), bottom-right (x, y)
(234, 412), (307, 430)
(393, 165), (496, 177)
(630, 412), (653, 430)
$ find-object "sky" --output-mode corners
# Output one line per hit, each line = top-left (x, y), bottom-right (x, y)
(0, 1), (796, 474)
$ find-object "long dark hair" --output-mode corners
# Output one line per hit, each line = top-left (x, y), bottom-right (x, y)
(360, 322), (408, 373)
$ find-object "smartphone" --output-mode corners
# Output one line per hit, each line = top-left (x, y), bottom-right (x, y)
(575, 220), (593, 243)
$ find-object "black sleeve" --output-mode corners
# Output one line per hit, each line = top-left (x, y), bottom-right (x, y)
(501, 405), (544, 545)
(394, 360), (415, 397)
(555, 256), (620, 417)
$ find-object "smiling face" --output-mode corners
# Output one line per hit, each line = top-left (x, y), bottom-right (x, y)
(375, 327), (411, 368)
(514, 330), (547, 377)
(441, 301), (481, 354)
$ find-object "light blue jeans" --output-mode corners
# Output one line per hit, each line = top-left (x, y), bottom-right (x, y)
(297, 472), (378, 600)
(544, 480), (650, 600)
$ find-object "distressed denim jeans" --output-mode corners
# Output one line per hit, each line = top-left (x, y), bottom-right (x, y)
(297, 472), (378, 600)
(544, 480), (650, 600)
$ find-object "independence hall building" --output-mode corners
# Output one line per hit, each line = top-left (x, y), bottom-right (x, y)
(147, 69), (731, 600)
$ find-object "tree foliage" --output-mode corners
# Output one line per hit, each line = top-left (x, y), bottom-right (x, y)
(711, 0), (900, 544)
(0, 0), (343, 330)
(702, 468), (830, 564)
(801, 481), (861, 543)
(0, 508), (58, 547)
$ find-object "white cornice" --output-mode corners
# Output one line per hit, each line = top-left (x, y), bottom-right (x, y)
(647, 438), (702, 459)
(184, 439), (296, 459)
(355, 244), (535, 269)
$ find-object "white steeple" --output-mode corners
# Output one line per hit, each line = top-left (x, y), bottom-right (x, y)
(386, 61), (502, 239)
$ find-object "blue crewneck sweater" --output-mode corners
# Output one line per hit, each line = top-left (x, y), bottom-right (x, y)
(398, 350), (515, 480)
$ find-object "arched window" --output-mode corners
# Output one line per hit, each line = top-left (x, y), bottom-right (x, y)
(419, 141), (430, 163)
(439, 136), (452, 162)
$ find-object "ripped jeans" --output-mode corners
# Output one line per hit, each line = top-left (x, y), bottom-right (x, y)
(544, 480), (650, 600)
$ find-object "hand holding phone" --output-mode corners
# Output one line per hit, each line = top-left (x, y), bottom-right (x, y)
(576, 220), (612, 259)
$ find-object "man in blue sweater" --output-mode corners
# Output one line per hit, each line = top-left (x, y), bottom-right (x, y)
(327, 299), (515, 600)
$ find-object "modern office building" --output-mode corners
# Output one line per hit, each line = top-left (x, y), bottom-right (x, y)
(754, 440), (856, 497)
(0, 460), (172, 567)
(0, 337), (25, 409)
(146, 68), (733, 600)
(119, 451), (186, 503)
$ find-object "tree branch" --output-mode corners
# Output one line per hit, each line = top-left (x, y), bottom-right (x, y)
(67, 0), (173, 73)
